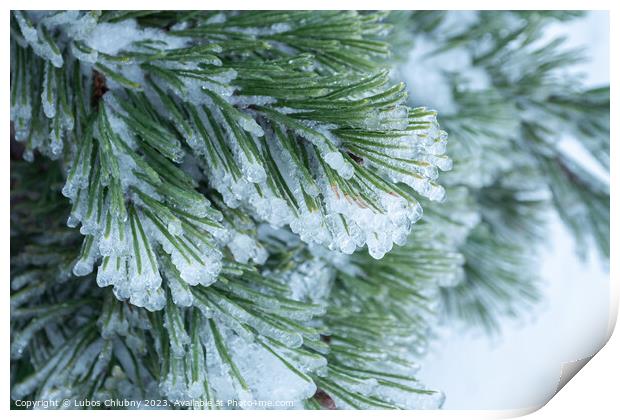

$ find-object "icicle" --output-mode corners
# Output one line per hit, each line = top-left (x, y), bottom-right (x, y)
(73, 236), (99, 277)
(228, 233), (268, 265)
(41, 62), (57, 119)
(164, 299), (191, 357)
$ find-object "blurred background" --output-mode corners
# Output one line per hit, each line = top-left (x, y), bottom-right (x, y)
(414, 11), (610, 409)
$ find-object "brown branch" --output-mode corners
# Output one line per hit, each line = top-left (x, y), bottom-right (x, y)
(313, 389), (336, 410)
(347, 152), (363, 164)
(91, 70), (108, 108)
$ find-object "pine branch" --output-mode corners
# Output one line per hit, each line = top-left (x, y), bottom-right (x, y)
(391, 10), (609, 332)
(11, 10), (453, 409)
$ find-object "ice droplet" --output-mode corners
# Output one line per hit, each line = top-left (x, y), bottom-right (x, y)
(324, 151), (354, 179)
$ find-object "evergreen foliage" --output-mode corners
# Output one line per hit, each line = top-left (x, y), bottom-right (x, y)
(10, 10), (609, 409)
(393, 11), (609, 332)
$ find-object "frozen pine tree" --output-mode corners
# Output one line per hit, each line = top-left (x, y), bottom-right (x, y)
(10, 11), (609, 409)
(389, 11), (609, 332)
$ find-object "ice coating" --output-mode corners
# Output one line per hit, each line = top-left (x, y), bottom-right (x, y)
(41, 62), (57, 118)
(12, 10), (453, 263)
(195, 105), (448, 258)
(14, 11), (64, 68)
(228, 233), (268, 265)
(9, 10), (463, 410)
(83, 19), (187, 56)
(143, 214), (221, 288)
(324, 151), (355, 180)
